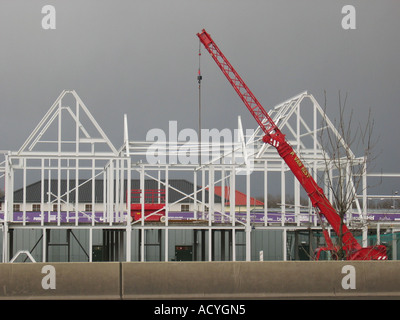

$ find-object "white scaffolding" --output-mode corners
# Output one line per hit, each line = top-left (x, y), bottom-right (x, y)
(0, 90), (398, 262)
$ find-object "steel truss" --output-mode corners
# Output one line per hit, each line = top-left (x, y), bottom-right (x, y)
(0, 90), (398, 262)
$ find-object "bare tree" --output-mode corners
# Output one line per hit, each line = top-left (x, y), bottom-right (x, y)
(319, 91), (379, 259)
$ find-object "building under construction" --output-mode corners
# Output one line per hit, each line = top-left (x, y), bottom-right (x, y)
(0, 31), (399, 263)
(0, 87), (398, 263)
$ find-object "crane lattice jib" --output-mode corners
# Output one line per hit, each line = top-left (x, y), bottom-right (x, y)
(197, 29), (277, 136)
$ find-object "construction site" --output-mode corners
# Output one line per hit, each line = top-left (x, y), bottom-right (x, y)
(0, 20), (400, 300)
(0, 30), (398, 265)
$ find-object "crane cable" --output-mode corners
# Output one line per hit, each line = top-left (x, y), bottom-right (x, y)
(197, 40), (202, 163)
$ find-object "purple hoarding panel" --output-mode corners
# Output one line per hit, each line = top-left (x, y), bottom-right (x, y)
(0, 210), (399, 224)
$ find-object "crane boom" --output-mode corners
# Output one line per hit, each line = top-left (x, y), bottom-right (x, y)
(197, 30), (276, 136)
(197, 29), (387, 260)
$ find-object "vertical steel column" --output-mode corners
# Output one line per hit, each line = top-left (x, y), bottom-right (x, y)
(230, 165), (236, 261)
(116, 159), (121, 222)
(209, 165), (214, 225)
(118, 159), (125, 222)
(157, 168), (161, 203)
(283, 228), (287, 261)
(164, 228), (169, 262)
(295, 103), (301, 225)
(140, 166), (144, 227)
(140, 165), (145, 261)
(57, 99), (62, 227)
(40, 158), (45, 227)
(48, 163), (52, 223)
(91, 159), (95, 226)
(89, 228), (93, 262)
(57, 158), (61, 226)
(108, 161), (114, 226)
(345, 162), (352, 223)
(377, 223), (381, 245)
(313, 98), (318, 227)
(126, 158), (132, 262)
(42, 228), (47, 263)
(281, 161), (286, 226)
(75, 98), (80, 226)
(140, 228), (145, 262)
(264, 160), (268, 227)
(294, 178), (300, 226)
(124, 113), (132, 261)
(201, 168), (205, 220)
(120, 230), (125, 261)
(75, 159), (79, 227)
(208, 166), (214, 261)
(164, 165), (169, 262)
(2, 224), (8, 262)
(362, 161), (368, 247)
(103, 170), (107, 223)
(66, 161), (70, 222)
(193, 170), (197, 219)
(221, 167), (225, 223)
(23, 158), (26, 226)
(245, 167), (251, 261)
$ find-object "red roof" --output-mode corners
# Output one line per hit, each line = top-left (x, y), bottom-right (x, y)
(213, 186), (264, 206)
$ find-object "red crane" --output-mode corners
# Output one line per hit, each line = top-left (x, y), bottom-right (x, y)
(197, 29), (387, 260)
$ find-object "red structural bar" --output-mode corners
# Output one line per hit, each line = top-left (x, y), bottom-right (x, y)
(131, 189), (166, 203)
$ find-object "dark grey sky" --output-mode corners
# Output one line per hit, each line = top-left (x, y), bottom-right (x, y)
(1, 0), (399, 193)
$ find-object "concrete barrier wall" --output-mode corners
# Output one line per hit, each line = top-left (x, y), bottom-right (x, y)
(0, 262), (121, 299)
(122, 261), (400, 299)
(0, 261), (400, 299)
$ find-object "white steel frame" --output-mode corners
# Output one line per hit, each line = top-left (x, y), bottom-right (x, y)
(0, 90), (398, 262)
